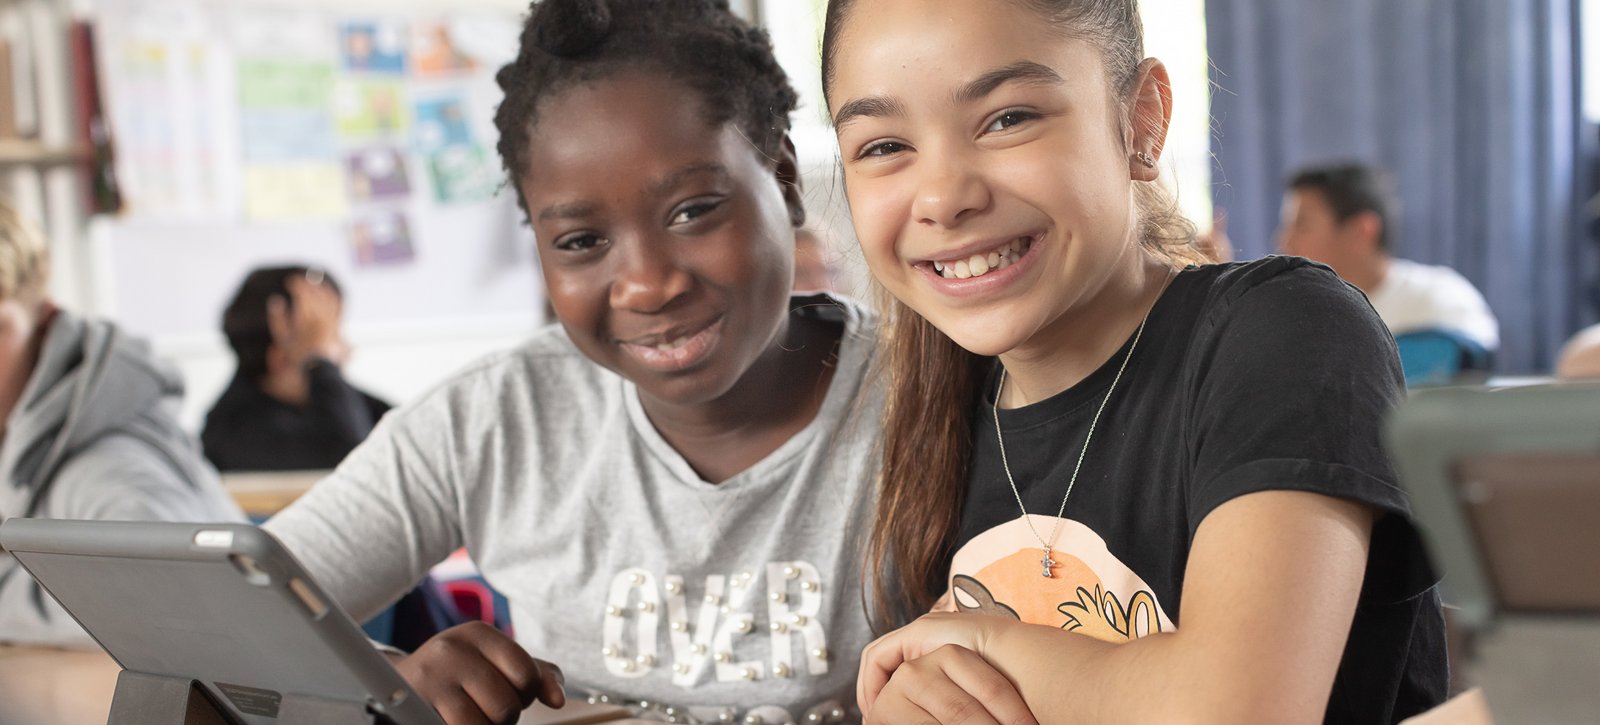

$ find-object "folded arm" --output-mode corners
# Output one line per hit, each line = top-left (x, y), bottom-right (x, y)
(862, 489), (1375, 724)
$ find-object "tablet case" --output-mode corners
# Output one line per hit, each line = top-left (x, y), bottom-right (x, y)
(0, 519), (445, 725)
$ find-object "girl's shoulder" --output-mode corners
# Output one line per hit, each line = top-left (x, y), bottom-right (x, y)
(1171, 256), (1380, 338)
(384, 323), (626, 430)
(1165, 256), (1399, 385)
(1180, 255), (1361, 312)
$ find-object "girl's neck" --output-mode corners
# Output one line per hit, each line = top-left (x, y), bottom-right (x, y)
(998, 253), (1175, 409)
(639, 311), (843, 483)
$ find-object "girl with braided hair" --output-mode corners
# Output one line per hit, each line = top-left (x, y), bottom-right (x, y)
(264, 1), (932, 721)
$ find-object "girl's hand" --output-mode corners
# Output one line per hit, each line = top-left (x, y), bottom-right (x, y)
(860, 613), (1037, 724)
(395, 621), (566, 724)
(267, 274), (349, 367)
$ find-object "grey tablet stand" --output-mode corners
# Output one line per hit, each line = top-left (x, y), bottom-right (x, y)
(107, 670), (381, 724)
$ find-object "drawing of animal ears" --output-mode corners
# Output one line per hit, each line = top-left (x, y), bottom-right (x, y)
(950, 574), (1021, 620)
(1058, 585), (1105, 635)
(1058, 586), (1164, 640)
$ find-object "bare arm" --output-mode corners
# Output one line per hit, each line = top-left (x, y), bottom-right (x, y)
(862, 490), (1375, 723)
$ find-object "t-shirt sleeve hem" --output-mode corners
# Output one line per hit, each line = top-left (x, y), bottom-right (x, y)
(1189, 457), (1411, 541)
(1189, 457), (1440, 604)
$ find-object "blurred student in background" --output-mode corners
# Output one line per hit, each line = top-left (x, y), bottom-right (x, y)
(202, 266), (391, 472)
(1279, 163), (1499, 352)
(0, 200), (242, 647)
(1555, 323), (1600, 379)
(793, 227), (839, 294)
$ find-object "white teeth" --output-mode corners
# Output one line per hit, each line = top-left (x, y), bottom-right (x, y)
(933, 236), (1034, 281)
(655, 336), (691, 351)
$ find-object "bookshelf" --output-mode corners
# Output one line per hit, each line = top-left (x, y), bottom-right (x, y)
(0, 139), (86, 166)
(1, 0), (95, 312)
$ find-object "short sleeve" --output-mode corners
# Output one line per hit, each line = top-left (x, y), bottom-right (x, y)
(264, 394), (467, 622)
(1185, 261), (1435, 603)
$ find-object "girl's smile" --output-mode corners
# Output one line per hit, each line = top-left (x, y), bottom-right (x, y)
(917, 230), (1045, 300)
(616, 315), (725, 372)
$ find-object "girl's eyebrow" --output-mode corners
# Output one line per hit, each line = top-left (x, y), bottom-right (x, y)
(649, 163), (729, 197)
(832, 96), (909, 131)
(832, 61), (1064, 130)
(534, 164), (728, 223)
(538, 200), (597, 222)
(952, 61), (1064, 105)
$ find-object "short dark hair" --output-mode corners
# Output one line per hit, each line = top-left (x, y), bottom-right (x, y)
(1287, 163), (1397, 251)
(493, 0), (800, 223)
(222, 266), (342, 381)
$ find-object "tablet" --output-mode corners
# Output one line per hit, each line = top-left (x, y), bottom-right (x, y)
(0, 518), (445, 725)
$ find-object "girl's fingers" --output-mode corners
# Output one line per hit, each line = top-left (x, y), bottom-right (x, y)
(265, 295), (292, 343)
(858, 632), (911, 715)
(432, 685), (495, 725)
(457, 667), (526, 725)
(926, 645), (1038, 725)
(863, 685), (938, 725)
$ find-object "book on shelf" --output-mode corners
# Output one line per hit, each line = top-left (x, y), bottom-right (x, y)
(70, 20), (120, 213)
(0, 38), (15, 138)
(0, 2), (37, 139)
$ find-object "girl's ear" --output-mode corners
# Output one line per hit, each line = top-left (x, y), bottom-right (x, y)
(1127, 58), (1174, 183)
(775, 135), (807, 227)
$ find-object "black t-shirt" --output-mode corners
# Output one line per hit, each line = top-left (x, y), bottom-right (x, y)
(201, 359), (391, 472)
(947, 258), (1447, 723)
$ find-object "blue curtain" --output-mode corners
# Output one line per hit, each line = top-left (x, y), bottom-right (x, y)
(1206, 0), (1595, 372)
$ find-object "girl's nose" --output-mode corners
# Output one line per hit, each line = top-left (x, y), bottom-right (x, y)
(609, 237), (694, 313)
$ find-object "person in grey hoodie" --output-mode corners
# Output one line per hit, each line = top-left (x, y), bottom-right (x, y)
(0, 201), (243, 647)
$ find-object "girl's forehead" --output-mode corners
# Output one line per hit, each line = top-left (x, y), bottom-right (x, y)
(827, 0), (1099, 98)
(519, 83), (770, 209)
(531, 70), (724, 136)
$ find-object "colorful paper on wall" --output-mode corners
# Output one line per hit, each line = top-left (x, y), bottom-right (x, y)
(350, 209), (416, 266)
(345, 147), (411, 201)
(333, 79), (409, 139)
(244, 164), (346, 220)
(238, 60), (336, 166)
(413, 95), (473, 151)
(338, 20), (408, 74)
(238, 60), (333, 110)
(428, 145), (498, 204)
(410, 22), (478, 77)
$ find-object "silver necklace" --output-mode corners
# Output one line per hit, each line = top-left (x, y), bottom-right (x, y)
(991, 291), (1161, 579)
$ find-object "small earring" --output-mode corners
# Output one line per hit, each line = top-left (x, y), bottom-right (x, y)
(1135, 151), (1157, 169)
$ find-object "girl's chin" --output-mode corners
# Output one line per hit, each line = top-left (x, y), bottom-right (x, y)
(936, 322), (1028, 358)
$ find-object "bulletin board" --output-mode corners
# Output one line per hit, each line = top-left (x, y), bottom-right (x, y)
(87, 0), (542, 341)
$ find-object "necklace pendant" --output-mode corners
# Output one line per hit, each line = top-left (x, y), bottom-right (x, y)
(1040, 550), (1056, 578)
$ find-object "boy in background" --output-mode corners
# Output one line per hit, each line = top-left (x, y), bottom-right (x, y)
(0, 201), (242, 647)
(202, 266), (391, 472)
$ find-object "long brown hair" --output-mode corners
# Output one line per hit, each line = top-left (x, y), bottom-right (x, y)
(823, 0), (1208, 631)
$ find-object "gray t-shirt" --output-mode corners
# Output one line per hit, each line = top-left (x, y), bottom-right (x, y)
(266, 296), (882, 723)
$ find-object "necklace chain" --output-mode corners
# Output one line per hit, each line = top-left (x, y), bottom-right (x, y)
(992, 285), (1163, 578)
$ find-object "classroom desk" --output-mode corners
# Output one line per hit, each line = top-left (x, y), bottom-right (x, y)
(221, 470), (328, 519)
(0, 643), (648, 724)
(0, 644), (121, 724)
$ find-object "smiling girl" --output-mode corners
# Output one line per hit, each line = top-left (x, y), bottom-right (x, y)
(264, 1), (880, 722)
(822, 0), (1448, 722)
